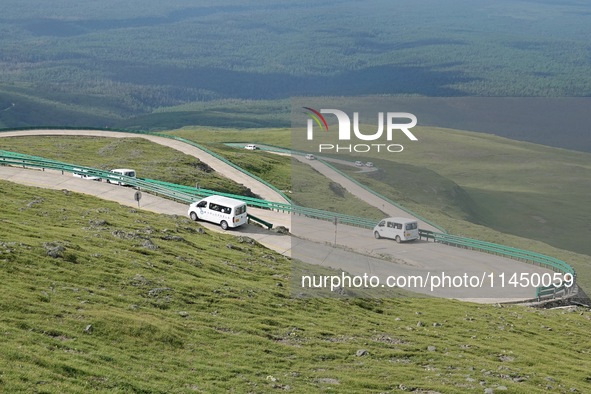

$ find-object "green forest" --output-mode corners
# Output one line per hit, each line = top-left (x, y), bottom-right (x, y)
(1, 0), (590, 131)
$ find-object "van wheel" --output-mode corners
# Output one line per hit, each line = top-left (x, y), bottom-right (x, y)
(190, 211), (198, 221)
(374, 231), (381, 239)
(395, 235), (401, 243)
(220, 220), (229, 230)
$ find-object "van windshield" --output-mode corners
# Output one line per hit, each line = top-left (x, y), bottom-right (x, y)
(405, 222), (418, 230)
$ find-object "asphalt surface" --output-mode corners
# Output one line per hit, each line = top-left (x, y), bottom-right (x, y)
(0, 130), (556, 302)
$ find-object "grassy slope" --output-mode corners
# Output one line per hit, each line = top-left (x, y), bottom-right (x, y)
(168, 128), (386, 219)
(166, 126), (591, 289)
(1, 181), (591, 393)
(0, 135), (259, 197)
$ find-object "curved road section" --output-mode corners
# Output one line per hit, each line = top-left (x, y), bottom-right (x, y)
(0, 129), (289, 204)
(0, 130), (557, 303)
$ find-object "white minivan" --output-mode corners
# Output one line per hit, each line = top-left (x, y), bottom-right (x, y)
(188, 195), (248, 230)
(107, 169), (136, 186)
(373, 217), (419, 243)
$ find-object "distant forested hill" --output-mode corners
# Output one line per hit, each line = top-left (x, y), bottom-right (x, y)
(0, 0), (590, 138)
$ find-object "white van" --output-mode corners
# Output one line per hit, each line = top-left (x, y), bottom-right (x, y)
(188, 195), (248, 230)
(72, 168), (101, 181)
(373, 217), (419, 243)
(244, 144), (259, 150)
(107, 168), (136, 186)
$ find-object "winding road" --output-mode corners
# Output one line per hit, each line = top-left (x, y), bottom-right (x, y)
(0, 129), (556, 303)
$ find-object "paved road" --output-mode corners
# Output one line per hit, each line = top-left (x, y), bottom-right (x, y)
(292, 155), (440, 231)
(0, 130), (556, 302)
(0, 129), (289, 204)
(0, 166), (553, 302)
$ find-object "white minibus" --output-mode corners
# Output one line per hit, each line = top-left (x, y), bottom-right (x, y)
(188, 195), (248, 230)
(373, 217), (419, 243)
(107, 169), (136, 186)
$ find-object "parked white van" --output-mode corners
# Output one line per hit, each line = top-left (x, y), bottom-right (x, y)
(188, 195), (248, 230)
(373, 217), (419, 243)
(107, 168), (136, 186)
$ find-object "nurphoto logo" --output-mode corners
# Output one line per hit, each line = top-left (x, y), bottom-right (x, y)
(303, 107), (418, 153)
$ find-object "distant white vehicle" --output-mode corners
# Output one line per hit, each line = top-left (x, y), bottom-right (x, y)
(244, 144), (259, 150)
(373, 217), (419, 243)
(188, 195), (248, 230)
(107, 168), (136, 186)
(305, 154), (316, 160)
(354, 161), (364, 167)
(365, 162), (374, 167)
(72, 168), (101, 181)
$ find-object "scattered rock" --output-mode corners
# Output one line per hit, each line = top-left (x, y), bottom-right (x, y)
(427, 346), (437, 352)
(496, 386), (508, 391)
(356, 349), (369, 357)
(433, 322), (442, 327)
(84, 324), (93, 334)
(43, 242), (65, 258)
(237, 236), (256, 245)
(89, 219), (108, 227)
(272, 226), (290, 235)
(197, 227), (205, 234)
(162, 235), (185, 242)
(27, 197), (44, 208)
(266, 375), (277, 382)
(178, 311), (189, 318)
(148, 287), (171, 297)
(484, 388), (494, 394)
(142, 239), (158, 250)
(499, 355), (514, 362)
(130, 274), (152, 286)
(226, 243), (242, 251)
(61, 189), (70, 196)
(417, 321), (425, 327)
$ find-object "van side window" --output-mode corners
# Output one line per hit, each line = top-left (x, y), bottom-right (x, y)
(405, 222), (417, 230)
(396, 223), (402, 230)
(235, 205), (246, 215)
(387, 222), (394, 228)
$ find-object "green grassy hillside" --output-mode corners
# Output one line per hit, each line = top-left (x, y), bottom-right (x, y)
(1, 180), (591, 393)
(167, 126), (591, 290)
(0, 135), (258, 197)
(337, 126), (591, 257)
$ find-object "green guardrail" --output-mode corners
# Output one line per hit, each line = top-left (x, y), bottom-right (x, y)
(0, 147), (577, 301)
(247, 214), (273, 230)
(0, 127), (292, 204)
(222, 141), (447, 234)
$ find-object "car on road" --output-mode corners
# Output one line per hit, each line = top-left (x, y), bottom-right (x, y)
(305, 154), (316, 160)
(354, 161), (364, 167)
(373, 217), (419, 243)
(365, 162), (374, 167)
(244, 144), (259, 150)
(188, 195), (248, 230)
(106, 168), (136, 186)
